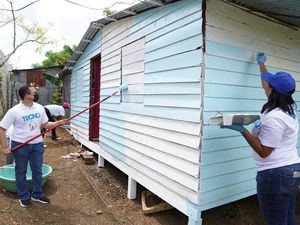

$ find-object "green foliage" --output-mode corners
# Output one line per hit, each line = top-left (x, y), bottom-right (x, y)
(33, 45), (76, 68)
(103, 8), (117, 16)
(50, 91), (62, 104)
(43, 73), (63, 88)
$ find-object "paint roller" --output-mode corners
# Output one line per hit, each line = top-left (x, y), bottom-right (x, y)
(10, 84), (128, 152)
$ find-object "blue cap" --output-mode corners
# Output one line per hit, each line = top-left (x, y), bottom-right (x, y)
(262, 71), (296, 96)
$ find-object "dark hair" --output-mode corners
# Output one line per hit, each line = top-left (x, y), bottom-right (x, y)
(264, 88), (296, 118)
(18, 85), (30, 100)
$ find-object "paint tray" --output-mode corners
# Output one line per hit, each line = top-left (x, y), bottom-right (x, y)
(209, 114), (260, 126)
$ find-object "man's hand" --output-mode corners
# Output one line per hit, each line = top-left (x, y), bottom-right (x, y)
(221, 124), (245, 133)
(256, 52), (266, 65)
(56, 119), (67, 127)
(2, 147), (12, 155)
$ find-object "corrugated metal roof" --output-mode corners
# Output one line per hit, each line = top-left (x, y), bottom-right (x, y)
(62, 0), (178, 73)
(63, 0), (300, 74)
(227, 0), (300, 28)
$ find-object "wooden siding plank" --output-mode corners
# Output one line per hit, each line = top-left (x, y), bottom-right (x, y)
(101, 55), (121, 68)
(201, 157), (254, 179)
(122, 95), (143, 103)
(145, 67), (201, 84)
(133, 0), (201, 41)
(122, 38), (145, 56)
(100, 103), (201, 123)
(100, 128), (199, 176)
(100, 118), (200, 149)
(122, 60), (144, 75)
(206, 40), (300, 75)
(199, 189), (256, 211)
(122, 49), (145, 66)
(146, 36), (202, 63)
(122, 72), (144, 84)
(205, 68), (261, 87)
(201, 146), (253, 166)
(205, 54), (259, 75)
(99, 115), (200, 163)
(100, 136), (200, 192)
(144, 94), (201, 109)
(203, 135), (249, 152)
(200, 180), (255, 206)
(145, 50), (201, 73)
(102, 17), (132, 49)
(204, 83), (264, 100)
(101, 71), (121, 82)
(145, 82), (201, 95)
(146, 11), (202, 43)
(207, 0), (300, 58)
(101, 63), (120, 75)
(100, 110), (200, 136)
(145, 20), (201, 53)
(206, 25), (299, 68)
(96, 144), (200, 207)
(200, 169), (256, 193)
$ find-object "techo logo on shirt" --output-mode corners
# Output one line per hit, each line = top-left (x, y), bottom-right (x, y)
(22, 113), (41, 122)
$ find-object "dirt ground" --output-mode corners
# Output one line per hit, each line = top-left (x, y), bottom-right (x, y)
(1, 128), (300, 225)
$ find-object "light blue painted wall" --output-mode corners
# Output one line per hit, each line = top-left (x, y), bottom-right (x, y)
(70, 32), (102, 134)
(71, 1), (203, 208)
(99, 0), (203, 217)
(70, 1), (300, 224)
(200, 38), (300, 211)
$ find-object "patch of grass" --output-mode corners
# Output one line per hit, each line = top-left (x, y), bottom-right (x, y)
(0, 207), (11, 214)
(46, 220), (56, 224)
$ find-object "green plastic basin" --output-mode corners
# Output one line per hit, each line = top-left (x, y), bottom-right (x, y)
(0, 164), (52, 193)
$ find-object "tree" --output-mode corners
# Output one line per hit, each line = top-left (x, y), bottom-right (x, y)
(103, 7), (117, 16)
(0, 0), (52, 68)
(32, 45), (76, 68)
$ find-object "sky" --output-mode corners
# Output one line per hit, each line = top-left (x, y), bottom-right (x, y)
(0, 0), (137, 69)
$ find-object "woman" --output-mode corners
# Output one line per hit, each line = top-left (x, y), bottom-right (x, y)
(221, 53), (300, 225)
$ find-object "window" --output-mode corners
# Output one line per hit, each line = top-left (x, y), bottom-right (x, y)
(121, 38), (145, 103)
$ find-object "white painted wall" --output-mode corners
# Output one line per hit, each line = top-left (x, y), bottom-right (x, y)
(200, 0), (300, 211)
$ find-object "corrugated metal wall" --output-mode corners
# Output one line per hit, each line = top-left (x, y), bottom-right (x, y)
(11, 67), (62, 106)
(200, 0), (300, 211)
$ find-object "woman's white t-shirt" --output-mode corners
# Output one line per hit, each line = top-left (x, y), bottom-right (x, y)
(45, 105), (65, 117)
(252, 108), (300, 171)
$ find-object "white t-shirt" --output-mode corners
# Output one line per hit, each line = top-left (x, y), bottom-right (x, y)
(0, 102), (48, 144)
(5, 125), (13, 139)
(45, 105), (65, 117)
(251, 108), (300, 171)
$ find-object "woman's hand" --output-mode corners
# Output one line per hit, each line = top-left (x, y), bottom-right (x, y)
(221, 124), (245, 133)
(256, 52), (266, 65)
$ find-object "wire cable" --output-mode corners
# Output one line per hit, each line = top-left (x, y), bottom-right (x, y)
(0, 0), (40, 12)
(63, 0), (137, 11)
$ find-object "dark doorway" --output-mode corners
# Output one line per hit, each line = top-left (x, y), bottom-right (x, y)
(89, 55), (101, 140)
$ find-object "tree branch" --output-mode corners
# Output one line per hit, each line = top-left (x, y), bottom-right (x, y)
(0, 37), (52, 67)
(7, 0), (16, 49)
(0, 18), (14, 28)
(0, 0), (40, 12)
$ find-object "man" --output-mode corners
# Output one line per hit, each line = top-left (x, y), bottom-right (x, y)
(0, 85), (64, 208)
(5, 91), (40, 164)
(43, 102), (70, 141)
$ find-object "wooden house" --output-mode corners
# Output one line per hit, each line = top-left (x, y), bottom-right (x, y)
(63, 0), (300, 224)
